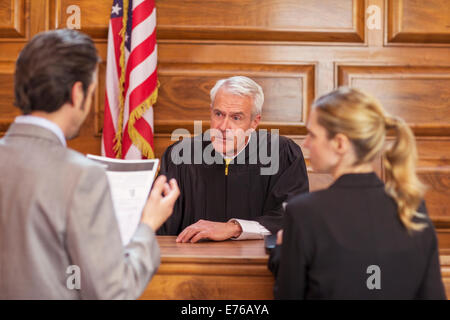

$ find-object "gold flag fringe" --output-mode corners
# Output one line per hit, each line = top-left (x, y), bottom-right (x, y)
(113, 0), (129, 159)
(127, 85), (159, 159)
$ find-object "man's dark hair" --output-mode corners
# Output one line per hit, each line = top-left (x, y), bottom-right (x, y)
(14, 29), (99, 114)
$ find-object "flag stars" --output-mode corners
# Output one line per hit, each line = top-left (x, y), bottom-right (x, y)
(111, 3), (122, 16)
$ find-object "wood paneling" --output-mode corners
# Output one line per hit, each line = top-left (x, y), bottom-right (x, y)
(95, 63), (315, 137)
(440, 255), (450, 299)
(416, 138), (450, 228)
(156, 0), (365, 43)
(141, 236), (273, 300)
(154, 63), (313, 132)
(439, 231), (450, 255)
(0, 62), (20, 133)
(49, 0), (111, 39)
(416, 137), (450, 167)
(387, 0), (450, 44)
(338, 65), (450, 136)
(94, 61), (106, 136)
(419, 167), (450, 227)
(0, 0), (26, 38)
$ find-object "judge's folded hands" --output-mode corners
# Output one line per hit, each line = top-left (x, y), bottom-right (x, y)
(140, 175), (180, 232)
(176, 219), (243, 243)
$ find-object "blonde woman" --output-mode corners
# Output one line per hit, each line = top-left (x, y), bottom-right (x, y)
(269, 87), (446, 299)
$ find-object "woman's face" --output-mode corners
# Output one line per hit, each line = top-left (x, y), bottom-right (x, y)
(303, 108), (340, 174)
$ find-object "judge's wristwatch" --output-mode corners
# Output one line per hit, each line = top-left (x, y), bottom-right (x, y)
(229, 219), (243, 238)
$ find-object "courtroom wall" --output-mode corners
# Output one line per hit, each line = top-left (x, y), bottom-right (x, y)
(0, 0), (449, 250)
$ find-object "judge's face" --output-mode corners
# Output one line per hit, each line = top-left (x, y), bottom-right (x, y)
(210, 87), (261, 156)
(303, 108), (340, 173)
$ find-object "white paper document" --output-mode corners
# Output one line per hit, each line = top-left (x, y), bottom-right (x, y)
(87, 154), (159, 245)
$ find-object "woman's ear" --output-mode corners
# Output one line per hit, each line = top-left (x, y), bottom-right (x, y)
(332, 133), (351, 155)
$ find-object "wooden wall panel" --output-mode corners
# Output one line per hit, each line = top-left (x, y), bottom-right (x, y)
(94, 61), (106, 136)
(148, 63), (314, 135)
(338, 65), (450, 136)
(49, 0), (111, 39)
(419, 167), (450, 226)
(156, 0), (365, 43)
(416, 138), (450, 167)
(0, 0), (26, 38)
(0, 62), (20, 133)
(439, 232), (450, 255)
(416, 138), (450, 228)
(387, 0), (450, 44)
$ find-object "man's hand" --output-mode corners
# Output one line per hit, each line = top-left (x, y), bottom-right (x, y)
(141, 175), (180, 232)
(176, 219), (242, 243)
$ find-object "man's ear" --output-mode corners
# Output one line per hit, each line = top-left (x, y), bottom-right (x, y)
(251, 114), (261, 130)
(333, 133), (351, 155)
(71, 81), (84, 109)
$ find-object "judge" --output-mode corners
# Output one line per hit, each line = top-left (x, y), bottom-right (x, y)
(157, 76), (309, 242)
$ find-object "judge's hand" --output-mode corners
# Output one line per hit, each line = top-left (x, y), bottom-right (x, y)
(141, 175), (180, 232)
(176, 220), (242, 243)
(276, 229), (283, 245)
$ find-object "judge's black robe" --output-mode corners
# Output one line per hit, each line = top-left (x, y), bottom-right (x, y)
(156, 131), (309, 235)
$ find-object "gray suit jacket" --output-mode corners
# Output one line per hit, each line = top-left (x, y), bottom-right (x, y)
(0, 123), (160, 299)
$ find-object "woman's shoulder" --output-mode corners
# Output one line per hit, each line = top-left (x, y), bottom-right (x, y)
(286, 188), (336, 223)
(289, 188), (336, 208)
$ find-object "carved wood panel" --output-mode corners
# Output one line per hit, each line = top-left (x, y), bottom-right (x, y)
(387, 0), (450, 44)
(338, 65), (450, 136)
(156, 0), (365, 43)
(0, 0), (26, 39)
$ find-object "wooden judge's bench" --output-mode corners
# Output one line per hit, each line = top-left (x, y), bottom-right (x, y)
(140, 236), (274, 300)
(140, 236), (450, 300)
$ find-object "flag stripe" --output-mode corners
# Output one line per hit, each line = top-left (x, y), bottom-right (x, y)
(132, 0), (146, 10)
(123, 118), (154, 159)
(121, 48), (157, 133)
(110, 18), (124, 83)
(102, 95), (117, 158)
(123, 30), (156, 99)
(132, 0), (154, 29)
(129, 68), (158, 112)
(105, 23), (120, 131)
(130, 8), (156, 52)
(103, 0), (157, 159)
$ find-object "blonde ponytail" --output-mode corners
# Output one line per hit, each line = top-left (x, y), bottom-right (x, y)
(383, 116), (427, 232)
(313, 87), (428, 233)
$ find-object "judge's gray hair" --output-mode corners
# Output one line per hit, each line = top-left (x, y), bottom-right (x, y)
(210, 76), (264, 117)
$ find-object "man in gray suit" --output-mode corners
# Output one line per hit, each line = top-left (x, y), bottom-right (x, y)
(0, 29), (180, 299)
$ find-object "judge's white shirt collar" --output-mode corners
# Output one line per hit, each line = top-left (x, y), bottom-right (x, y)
(15, 115), (67, 147)
(219, 132), (252, 161)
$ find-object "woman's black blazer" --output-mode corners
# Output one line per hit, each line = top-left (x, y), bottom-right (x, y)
(269, 172), (446, 300)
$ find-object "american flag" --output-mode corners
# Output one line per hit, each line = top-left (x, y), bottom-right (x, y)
(102, 0), (157, 159)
